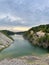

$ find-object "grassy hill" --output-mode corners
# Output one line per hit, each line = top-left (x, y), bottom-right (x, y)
(23, 24), (49, 48)
(0, 30), (14, 41)
(29, 24), (49, 33)
(0, 30), (25, 41)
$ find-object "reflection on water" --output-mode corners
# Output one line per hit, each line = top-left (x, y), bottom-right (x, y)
(0, 35), (48, 60)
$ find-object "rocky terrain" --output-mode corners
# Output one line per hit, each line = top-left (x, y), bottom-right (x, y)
(0, 32), (13, 50)
(23, 24), (49, 48)
(0, 54), (49, 65)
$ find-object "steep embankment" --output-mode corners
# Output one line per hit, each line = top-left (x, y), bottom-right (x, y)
(0, 30), (15, 41)
(0, 32), (13, 50)
(24, 24), (49, 48)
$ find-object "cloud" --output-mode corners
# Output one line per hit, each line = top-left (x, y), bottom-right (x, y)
(0, 14), (22, 21)
(0, 26), (30, 32)
(0, 0), (49, 27)
(6, 14), (23, 22)
(0, 13), (27, 26)
(0, 14), (6, 19)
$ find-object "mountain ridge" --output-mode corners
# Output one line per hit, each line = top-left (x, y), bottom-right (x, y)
(23, 24), (49, 48)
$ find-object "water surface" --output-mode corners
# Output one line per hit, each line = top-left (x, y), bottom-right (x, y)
(0, 35), (48, 60)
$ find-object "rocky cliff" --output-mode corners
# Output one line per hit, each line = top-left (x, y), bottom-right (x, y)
(0, 32), (13, 50)
(23, 24), (49, 48)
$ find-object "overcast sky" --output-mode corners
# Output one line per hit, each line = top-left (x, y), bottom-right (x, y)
(0, 0), (49, 27)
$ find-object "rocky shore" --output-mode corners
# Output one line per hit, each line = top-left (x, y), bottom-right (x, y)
(0, 55), (49, 65)
(0, 32), (13, 50)
(23, 24), (49, 48)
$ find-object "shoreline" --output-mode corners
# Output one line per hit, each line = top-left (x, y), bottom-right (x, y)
(0, 54), (49, 65)
(0, 32), (13, 51)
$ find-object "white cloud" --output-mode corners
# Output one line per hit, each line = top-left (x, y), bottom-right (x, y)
(20, 21), (26, 24)
(0, 14), (6, 19)
(0, 26), (30, 32)
(0, 13), (25, 22)
(0, 13), (27, 26)
(0, 0), (49, 27)
(8, 14), (22, 22)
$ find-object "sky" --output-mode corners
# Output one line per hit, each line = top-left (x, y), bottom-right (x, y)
(0, 0), (49, 31)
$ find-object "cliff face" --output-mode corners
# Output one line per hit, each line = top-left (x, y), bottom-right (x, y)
(24, 24), (49, 48)
(0, 32), (13, 50)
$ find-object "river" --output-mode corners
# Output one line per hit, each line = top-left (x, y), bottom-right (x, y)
(0, 35), (48, 60)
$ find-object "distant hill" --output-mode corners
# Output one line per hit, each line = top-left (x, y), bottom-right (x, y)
(0, 30), (15, 41)
(0, 30), (25, 35)
(0, 30), (15, 35)
(15, 31), (25, 35)
(23, 24), (49, 48)
(0, 30), (25, 40)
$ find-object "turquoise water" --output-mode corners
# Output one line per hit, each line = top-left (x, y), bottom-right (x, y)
(0, 35), (48, 60)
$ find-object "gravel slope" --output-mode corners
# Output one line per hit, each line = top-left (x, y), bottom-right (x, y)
(0, 32), (13, 50)
(0, 55), (49, 65)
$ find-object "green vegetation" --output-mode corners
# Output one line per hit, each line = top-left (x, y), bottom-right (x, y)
(0, 30), (14, 41)
(0, 30), (15, 35)
(24, 24), (49, 48)
(29, 24), (49, 33)
(0, 30), (25, 41)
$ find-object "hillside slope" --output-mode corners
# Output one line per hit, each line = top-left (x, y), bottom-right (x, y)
(24, 24), (49, 48)
(0, 32), (13, 50)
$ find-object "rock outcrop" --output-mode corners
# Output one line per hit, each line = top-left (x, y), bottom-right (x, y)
(23, 24), (49, 48)
(0, 32), (13, 50)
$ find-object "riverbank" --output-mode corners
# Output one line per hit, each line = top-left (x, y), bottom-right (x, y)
(0, 54), (49, 65)
(0, 35), (49, 65)
(0, 32), (13, 50)
(23, 24), (49, 48)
